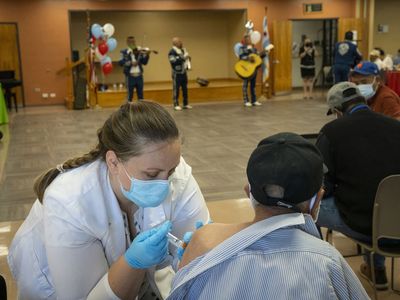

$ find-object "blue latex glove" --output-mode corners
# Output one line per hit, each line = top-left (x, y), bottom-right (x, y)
(125, 221), (171, 269)
(177, 219), (213, 260)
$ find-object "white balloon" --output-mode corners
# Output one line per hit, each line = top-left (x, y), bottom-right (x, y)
(103, 23), (115, 37)
(250, 31), (261, 44)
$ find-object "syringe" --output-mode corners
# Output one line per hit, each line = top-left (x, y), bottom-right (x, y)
(167, 232), (185, 248)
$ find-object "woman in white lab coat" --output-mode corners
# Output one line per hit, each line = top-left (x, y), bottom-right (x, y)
(8, 101), (209, 300)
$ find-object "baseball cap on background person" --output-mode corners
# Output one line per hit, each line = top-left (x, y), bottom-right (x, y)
(326, 81), (365, 115)
(369, 49), (381, 60)
(352, 61), (379, 76)
(246, 132), (324, 210)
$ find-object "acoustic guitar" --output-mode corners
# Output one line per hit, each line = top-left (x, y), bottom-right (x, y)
(234, 54), (263, 79)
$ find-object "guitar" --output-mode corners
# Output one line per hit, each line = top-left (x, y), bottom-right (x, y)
(234, 54), (263, 79)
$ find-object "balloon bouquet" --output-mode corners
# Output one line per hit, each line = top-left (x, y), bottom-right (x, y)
(90, 23), (118, 75)
(233, 21), (261, 57)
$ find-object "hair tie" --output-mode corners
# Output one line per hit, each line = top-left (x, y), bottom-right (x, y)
(56, 164), (66, 173)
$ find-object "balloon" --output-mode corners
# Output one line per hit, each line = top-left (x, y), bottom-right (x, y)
(234, 42), (242, 57)
(101, 56), (112, 66)
(106, 38), (117, 52)
(98, 41), (109, 55)
(102, 62), (113, 75)
(245, 20), (254, 31)
(95, 47), (105, 61)
(91, 24), (103, 39)
(103, 23), (115, 37)
(250, 31), (261, 44)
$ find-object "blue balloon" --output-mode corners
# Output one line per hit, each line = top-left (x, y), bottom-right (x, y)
(91, 24), (103, 39)
(101, 56), (112, 66)
(234, 42), (243, 57)
(106, 38), (117, 52)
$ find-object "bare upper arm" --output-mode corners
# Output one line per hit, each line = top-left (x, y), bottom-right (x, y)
(178, 223), (248, 270)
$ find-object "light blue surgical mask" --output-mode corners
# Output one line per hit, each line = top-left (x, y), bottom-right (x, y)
(119, 164), (169, 208)
(358, 78), (376, 101)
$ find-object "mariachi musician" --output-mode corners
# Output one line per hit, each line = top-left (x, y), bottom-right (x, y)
(168, 37), (192, 111)
(239, 34), (265, 107)
(119, 36), (151, 102)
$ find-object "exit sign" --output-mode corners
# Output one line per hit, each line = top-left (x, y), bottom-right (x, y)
(304, 3), (323, 13)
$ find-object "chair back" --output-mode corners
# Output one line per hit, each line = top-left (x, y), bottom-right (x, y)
(0, 70), (15, 80)
(372, 174), (400, 250)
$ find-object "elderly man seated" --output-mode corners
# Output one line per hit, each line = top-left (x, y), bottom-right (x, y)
(167, 132), (369, 300)
(349, 61), (400, 120)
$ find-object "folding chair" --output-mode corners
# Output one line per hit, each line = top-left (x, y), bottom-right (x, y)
(347, 175), (400, 299)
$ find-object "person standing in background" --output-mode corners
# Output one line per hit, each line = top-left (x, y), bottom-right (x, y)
(239, 34), (265, 107)
(299, 38), (317, 99)
(333, 31), (362, 83)
(119, 36), (150, 102)
(168, 37), (192, 111)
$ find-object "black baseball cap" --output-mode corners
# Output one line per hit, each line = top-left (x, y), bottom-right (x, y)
(247, 132), (324, 208)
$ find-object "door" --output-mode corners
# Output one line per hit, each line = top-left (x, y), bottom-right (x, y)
(271, 20), (292, 93)
(0, 23), (24, 106)
(338, 18), (366, 60)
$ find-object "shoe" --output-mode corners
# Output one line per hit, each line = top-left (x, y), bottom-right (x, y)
(360, 263), (388, 290)
(252, 101), (262, 106)
(244, 102), (252, 107)
(174, 106), (182, 111)
(183, 105), (192, 109)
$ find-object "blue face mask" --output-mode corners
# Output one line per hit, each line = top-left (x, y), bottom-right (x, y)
(119, 164), (169, 208)
(358, 78), (376, 101)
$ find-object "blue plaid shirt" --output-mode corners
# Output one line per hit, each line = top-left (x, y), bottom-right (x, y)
(167, 214), (369, 300)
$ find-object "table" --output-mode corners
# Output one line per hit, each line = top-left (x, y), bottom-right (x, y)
(386, 71), (400, 96)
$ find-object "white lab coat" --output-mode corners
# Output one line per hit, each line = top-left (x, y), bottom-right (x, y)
(8, 157), (209, 300)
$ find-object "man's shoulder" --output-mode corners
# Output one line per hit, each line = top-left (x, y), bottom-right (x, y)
(179, 223), (247, 269)
(377, 84), (400, 100)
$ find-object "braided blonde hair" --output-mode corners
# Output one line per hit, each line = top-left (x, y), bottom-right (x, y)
(34, 101), (179, 202)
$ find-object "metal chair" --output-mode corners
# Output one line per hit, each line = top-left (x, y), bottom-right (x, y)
(352, 174), (400, 299)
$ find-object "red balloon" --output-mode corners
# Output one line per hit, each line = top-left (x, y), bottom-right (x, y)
(98, 42), (108, 55)
(102, 62), (113, 75)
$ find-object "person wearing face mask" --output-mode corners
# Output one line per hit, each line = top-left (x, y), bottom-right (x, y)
(7, 101), (209, 300)
(316, 82), (400, 290)
(119, 36), (150, 102)
(350, 61), (400, 120)
(299, 38), (317, 99)
(166, 132), (369, 300)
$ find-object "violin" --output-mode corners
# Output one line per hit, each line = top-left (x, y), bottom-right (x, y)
(138, 47), (158, 55)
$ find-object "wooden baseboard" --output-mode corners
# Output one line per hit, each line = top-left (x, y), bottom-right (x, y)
(96, 80), (253, 107)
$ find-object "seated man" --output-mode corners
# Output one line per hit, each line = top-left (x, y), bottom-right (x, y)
(316, 82), (400, 290)
(167, 132), (368, 300)
(349, 61), (400, 120)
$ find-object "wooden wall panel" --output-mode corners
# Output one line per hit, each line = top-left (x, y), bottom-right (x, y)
(271, 20), (292, 93)
(338, 18), (366, 59)
(0, 23), (22, 107)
